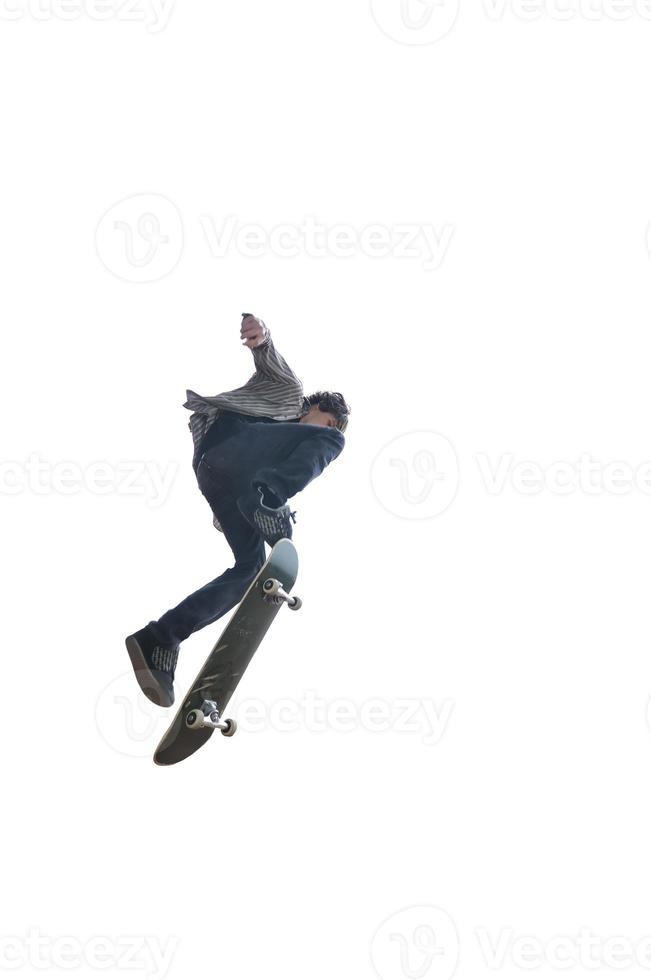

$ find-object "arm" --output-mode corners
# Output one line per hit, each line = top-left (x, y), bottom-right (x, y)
(183, 314), (305, 450)
(240, 313), (303, 391)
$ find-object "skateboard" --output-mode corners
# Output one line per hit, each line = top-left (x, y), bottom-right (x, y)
(153, 538), (301, 766)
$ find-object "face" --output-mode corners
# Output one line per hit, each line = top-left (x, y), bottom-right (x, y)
(299, 406), (338, 428)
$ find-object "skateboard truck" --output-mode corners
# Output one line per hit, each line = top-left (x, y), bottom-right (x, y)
(185, 700), (238, 737)
(262, 577), (302, 609)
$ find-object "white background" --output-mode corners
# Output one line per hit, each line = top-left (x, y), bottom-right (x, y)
(3, 1), (651, 978)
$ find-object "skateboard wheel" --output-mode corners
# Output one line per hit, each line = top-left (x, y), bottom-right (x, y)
(185, 709), (204, 730)
(221, 718), (237, 737)
(288, 595), (302, 610)
(262, 578), (276, 595)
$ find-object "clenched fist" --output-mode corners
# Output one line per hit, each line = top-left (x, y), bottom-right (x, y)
(240, 313), (267, 349)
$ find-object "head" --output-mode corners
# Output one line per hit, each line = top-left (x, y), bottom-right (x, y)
(299, 391), (351, 432)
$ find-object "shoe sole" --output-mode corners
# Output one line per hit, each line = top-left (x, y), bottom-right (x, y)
(125, 635), (174, 708)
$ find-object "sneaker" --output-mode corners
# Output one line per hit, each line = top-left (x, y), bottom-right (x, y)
(237, 482), (297, 547)
(125, 625), (178, 707)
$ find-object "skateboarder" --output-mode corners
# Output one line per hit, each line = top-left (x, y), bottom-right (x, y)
(126, 313), (350, 707)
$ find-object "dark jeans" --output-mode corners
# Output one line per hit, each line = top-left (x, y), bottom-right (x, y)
(149, 412), (344, 647)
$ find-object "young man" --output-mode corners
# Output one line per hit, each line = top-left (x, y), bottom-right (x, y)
(126, 313), (350, 707)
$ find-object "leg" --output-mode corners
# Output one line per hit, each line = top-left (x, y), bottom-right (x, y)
(149, 458), (266, 647)
(149, 421), (344, 644)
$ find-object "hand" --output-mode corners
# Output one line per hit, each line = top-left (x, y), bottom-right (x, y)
(240, 313), (267, 349)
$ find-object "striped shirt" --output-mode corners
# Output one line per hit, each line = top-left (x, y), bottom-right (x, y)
(184, 323), (308, 533)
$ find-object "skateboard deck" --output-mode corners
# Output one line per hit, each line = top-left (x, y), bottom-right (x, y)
(153, 538), (300, 766)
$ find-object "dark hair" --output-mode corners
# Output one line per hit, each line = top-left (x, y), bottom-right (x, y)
(302, 391), (351, 433)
